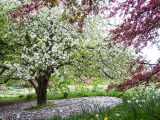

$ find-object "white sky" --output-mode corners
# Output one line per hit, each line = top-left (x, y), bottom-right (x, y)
(142, 44), (160, 64)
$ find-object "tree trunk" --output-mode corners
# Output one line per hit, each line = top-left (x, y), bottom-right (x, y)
(36, 77), (49, 105)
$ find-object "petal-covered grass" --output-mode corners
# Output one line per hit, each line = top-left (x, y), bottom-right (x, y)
(44, 84), (160, 120)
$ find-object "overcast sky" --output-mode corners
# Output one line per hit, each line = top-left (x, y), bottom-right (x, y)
(142, 44), (160, 64)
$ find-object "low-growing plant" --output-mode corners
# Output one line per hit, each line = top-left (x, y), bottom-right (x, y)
(63, 92), (69, 99)
(43, 84), (160, 120)
(25, 94), (35, 100)
(106, 90), (124, 98)
(122, 85), (160, 120)
(18, 94), (25, 98)
(42, 106), (111, 120)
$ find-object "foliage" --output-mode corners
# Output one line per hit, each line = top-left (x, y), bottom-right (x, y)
(18, 94), (25, 98)
(1, 0), (132, 104)
(3, 0), (132, 81)
(0, 1), (23, 84)
(42, 106), (111, 120)
(47, 88), (106, 99)
(109, 0), (160, 48)
(122, 84), (160, 120)
(48, 14), (133, 92)
(108, 0), (160, 91)
(2, 1), (104, 104)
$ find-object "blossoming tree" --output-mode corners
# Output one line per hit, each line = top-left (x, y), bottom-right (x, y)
(1, 0), (132, 105)
(107, 0), (160, 91)
(9, 5), (90, 105)
(0, 2), (23, 84)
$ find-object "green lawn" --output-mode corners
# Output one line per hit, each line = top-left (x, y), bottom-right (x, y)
(1, 84), (160, 120)
(0, 87), (108, 103)
(44, 90), (160, 120)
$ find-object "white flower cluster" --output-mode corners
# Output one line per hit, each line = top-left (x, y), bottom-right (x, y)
(0, 0), (20, 11)
(7, 5), (84, 80)
(4, 1), (132, 81)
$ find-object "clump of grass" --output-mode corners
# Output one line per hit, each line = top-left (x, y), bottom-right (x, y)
(42, 105), (123, 120)
(106, 89), (124, 98)
(47, 89), (106, 100)
(18, 94), (25, 98)
(0, 97), (26, 103)
(63, 92), (69, 99)
(25, 94), (35, 100)
(121, 86), (160, 120)
(24, 102), (54, 111)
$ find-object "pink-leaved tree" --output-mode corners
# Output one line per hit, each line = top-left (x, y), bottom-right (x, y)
(108, 0), (160, 91)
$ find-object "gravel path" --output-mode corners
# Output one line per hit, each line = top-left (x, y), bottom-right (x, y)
(0, 97), (122, 120)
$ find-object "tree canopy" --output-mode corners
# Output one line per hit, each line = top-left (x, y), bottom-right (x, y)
(108, 0), (160, 91)
(0, 0), (133, 105)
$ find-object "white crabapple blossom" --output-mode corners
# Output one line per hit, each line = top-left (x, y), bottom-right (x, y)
(7, 6), (84, 81)
(6, 4), (106, 105)
(4, 1), (132, 105)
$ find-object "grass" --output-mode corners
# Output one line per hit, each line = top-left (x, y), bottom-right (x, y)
(2, 84), (160, 120)
(47, 89), (106, 100)
(42, 105), (125, 120)
(106, 90), (124, 98)
(43, 85), (160, 120)
(44, 93), (160, 120)
(0, 93), (36, 103)
(24, 102), (54, 110)
(0, 89), (107, 103)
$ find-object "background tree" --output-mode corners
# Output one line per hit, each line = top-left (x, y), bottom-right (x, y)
(50, 16), (133, 91)
(107, 0), (160, 91)
(0, 2), (23, 84)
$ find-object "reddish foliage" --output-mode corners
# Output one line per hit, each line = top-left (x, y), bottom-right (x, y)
(109, 0), (160, 48)
(9, 0), (42, 20)
(120, 63), (160, 91)
(107, 0), (160, 91)
(9, 0), (104, 32)
(108, 59), (160, 91)
(62, 0), (105, 32)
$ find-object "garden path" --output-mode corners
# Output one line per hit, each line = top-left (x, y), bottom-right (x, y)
(0, 96), (122, 120)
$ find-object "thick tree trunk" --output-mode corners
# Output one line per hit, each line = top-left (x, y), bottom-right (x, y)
(36, 77), (49, 105)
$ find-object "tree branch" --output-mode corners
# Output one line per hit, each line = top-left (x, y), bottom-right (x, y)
(29, 80), (38, 92)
